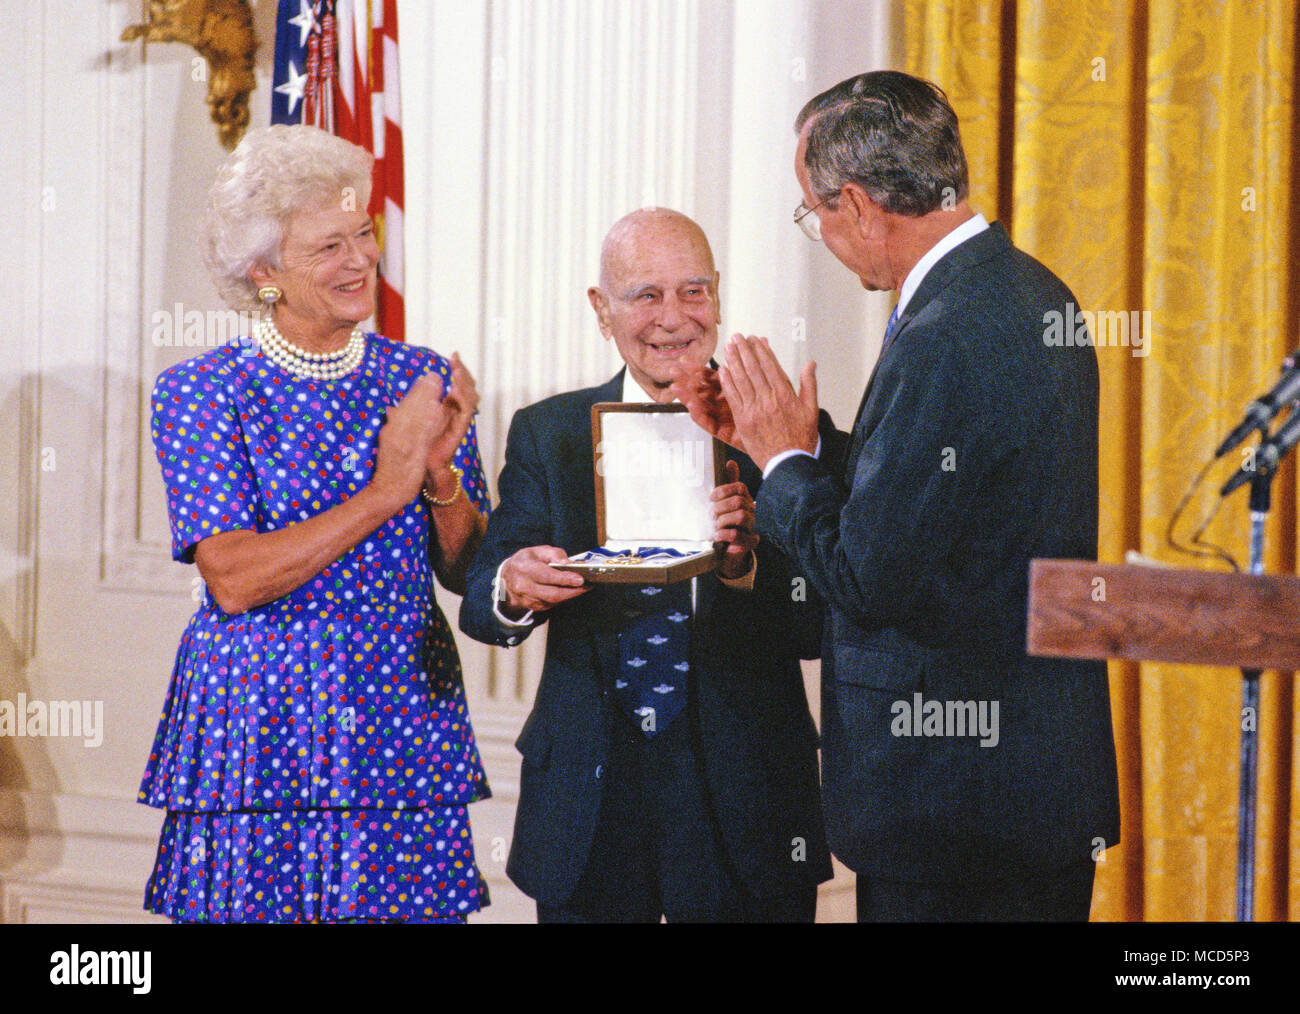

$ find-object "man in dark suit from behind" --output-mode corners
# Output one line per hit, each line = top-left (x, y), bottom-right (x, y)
(673, 71), (1121, 921)
(460, 208), (832, 922)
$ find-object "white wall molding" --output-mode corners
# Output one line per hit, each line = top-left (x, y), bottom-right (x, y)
(98, 0), (190, 596)
(98, 183), (169, 598)
(0, 0), (47, 664)
(0, 788), (165, 924)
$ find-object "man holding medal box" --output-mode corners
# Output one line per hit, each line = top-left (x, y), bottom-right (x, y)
(460, 208), (833, 922)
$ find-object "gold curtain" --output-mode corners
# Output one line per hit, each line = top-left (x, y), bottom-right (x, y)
(902, 0), (1299, 920)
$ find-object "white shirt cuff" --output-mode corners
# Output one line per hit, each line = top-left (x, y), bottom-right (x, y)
(492, 559), (535, 634)
(762, 436), (821, 480)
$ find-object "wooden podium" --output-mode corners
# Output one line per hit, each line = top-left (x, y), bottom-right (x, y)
(1026, 559), (1300, 921)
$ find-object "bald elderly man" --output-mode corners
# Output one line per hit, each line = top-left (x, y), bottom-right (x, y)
(460, 209), (832, 922)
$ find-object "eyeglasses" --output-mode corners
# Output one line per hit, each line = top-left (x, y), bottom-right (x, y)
(793, 199), (827, 241)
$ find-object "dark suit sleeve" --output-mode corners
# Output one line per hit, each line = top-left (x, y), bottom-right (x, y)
(745, 537), (825, 661)
(713, 451), (826, 661)
(757, 319), (1019, 635)
(460, 407), (555, 647)
(815, 409), (850, 476)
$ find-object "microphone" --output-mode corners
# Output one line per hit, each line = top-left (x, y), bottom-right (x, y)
(1215, 348), (1300, 457)
(1220, 408), (1300, 496)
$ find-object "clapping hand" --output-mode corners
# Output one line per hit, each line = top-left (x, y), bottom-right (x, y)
(669, 361), (747, 455)
(372, 372), (447, 507)
(427, 353), (479, 475)
(709, 335), (819, 473)
(371, 354), (481, 509)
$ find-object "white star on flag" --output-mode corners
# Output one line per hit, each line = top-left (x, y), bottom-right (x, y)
(288, 0), (318, 48)
(275, 59), (307, 116)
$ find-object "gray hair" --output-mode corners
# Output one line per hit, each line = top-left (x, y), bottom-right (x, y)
(201, 124), (374, 309)
(795, 70), (969, 217)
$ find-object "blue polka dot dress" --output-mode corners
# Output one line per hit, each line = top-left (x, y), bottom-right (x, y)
(141, 335), (492, 923)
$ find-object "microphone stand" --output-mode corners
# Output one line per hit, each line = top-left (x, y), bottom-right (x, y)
(1216, 364), (1300, 921)
(1234, 471), (1270, 922)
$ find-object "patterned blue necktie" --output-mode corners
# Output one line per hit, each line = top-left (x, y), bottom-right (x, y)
(882, 305), (902, 353)
(614, 581), (691, 737)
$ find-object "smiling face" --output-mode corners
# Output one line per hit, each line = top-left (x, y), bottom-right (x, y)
(588, 210), (720, 402)
(251, 198), (380, 348)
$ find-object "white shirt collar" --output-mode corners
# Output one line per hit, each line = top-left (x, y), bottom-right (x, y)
(895, 212), (990, 318)
(621, 369), (657, 403)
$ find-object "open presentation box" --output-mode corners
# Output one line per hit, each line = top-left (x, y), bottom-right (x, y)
(549, 402), (726, 584)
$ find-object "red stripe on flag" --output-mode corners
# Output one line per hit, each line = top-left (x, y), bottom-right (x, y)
(331, 0), (403, 342)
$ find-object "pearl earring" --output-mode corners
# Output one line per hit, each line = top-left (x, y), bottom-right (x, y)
(257, 285), (283, 305)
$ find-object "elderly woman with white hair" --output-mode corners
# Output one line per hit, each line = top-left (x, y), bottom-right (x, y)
(140, 124), (492, 923)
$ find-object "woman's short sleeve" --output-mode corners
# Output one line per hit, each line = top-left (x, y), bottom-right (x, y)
(401, 343), (492, 516)
(452, 417), (492, 515)
(151, 356), (260, 563)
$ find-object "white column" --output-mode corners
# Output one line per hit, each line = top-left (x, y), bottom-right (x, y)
(480, 0), (700, 421)
(724, 0), (895, 431)
(723, 0), (815, 369)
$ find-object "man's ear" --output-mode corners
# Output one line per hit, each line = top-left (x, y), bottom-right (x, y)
(587, 286), (613, 339)
(711, 271), (722, 323)
(841, 183), (879, 238)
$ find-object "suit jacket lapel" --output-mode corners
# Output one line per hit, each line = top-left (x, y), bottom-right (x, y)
(582, 369), (632, 681)
(842, 223), (1013, 479)
(593, 369), (624, 406)
(579, 369), (626, 540)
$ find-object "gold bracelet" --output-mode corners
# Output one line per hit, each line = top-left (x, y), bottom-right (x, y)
(422, 464), (464, 507)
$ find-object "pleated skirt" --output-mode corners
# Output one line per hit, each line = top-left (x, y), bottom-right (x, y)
(145, 806), (489, 923)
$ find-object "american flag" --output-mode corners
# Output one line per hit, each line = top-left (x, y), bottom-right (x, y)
(271, 0), (406, 342)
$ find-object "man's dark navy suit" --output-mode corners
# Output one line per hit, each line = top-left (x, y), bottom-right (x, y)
(460, 370), (833, 913)
(759, 223), (1121, 893)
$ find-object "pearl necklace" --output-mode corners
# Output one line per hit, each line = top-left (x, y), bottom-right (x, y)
(253, 317), (366, 380)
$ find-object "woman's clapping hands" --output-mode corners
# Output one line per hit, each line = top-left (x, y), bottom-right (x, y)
(372, 355), (479, 508)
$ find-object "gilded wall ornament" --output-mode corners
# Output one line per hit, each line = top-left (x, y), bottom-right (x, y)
(121, 0), (258, 151)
